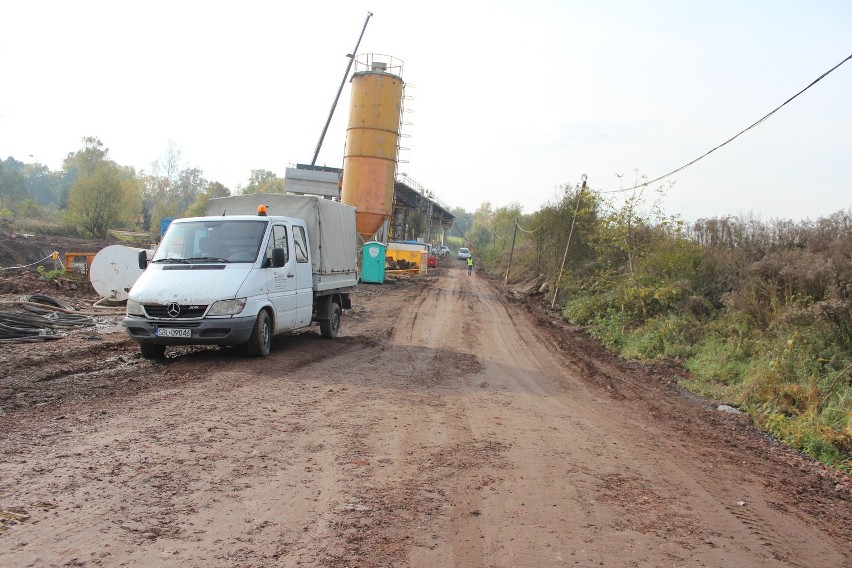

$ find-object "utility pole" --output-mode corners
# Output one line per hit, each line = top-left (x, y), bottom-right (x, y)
(504, 218), (519, 285)
(551, 175), (587, 309)
(452, 223), (477, 254)
(311, 12), (373, 166)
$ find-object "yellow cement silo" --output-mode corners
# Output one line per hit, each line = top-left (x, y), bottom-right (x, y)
(341, 55), (404, 240)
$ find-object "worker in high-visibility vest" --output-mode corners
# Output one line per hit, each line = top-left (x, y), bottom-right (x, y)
(467, 256), (474, 275)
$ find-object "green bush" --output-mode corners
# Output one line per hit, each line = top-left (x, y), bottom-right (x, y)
(758, 411), (847, 468)
(586, 311), (631, 351)
(821, 389), (852, 437)
(685, 335), (753, 386)
(564, 292), (608, 325)
(13, 217), (88, 238)
(36, 265), (67, 281)
(621, 314), (699, 360)
(0, 210), (12, 233)
(616, 279), (691, 321)
(13, 199), (48, 220)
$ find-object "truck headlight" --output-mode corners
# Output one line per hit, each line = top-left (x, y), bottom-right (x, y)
(208, 298), (247, 316)
(126, 299), (144, 316)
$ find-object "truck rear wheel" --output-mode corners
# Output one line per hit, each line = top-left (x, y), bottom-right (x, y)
(246, 310), (272, 357)
(140, 343), (166, 360)
(320, 302), (341, 339)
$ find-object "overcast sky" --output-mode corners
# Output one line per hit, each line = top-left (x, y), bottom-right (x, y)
(2, 0), (850, 221)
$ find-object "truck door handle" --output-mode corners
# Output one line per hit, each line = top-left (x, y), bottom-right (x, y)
(287, 273), (295, 278)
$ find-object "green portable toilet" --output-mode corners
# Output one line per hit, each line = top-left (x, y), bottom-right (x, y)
(361, 241), (386, 284)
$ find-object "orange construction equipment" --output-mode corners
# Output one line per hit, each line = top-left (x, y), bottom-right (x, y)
(64, 252), (97, 273)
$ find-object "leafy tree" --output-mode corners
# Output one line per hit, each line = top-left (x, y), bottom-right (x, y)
(141, 143), (210, 236)
(0, 207), (12, 230)
(63, 139), (141, 237)
(207, 181), (230, 199)
(14, 199), (47, 220)
(466, 201), (495, 251)
(467, 223), (492, 252)
(186, 181), (231, 217)
(491, 203), (523, 250)
(62, 136), (108, 181)
(450, 207), (474, 235)
(150, 142), (183, 184)
(0, 156), (71, 213)
(0, 157), (28, 209)
(147, 200), (179, 239)
(406, 209), (426, 240)
(23, 163), (59, 206)
(66, 162), (141, 237)
(594, 174), (672, 280)
(174, 167), (207, 211)
(58, 185), (71, 210)
(243, 169), (285, 194)
(525, 183), (601, 278)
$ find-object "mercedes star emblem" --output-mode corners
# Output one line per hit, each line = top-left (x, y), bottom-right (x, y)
(167, 303), (181, 317)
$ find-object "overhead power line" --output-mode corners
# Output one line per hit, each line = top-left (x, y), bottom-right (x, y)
(514, 218), (543, 234)
(601, 52), (852, 194)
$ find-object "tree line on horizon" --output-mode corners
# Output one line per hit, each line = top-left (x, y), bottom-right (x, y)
(0, 137), (287, 238)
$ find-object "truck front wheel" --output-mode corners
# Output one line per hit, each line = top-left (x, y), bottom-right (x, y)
(140, 343), (166, 360)
(320, 302), (341, 339)
(247, 310), (272, 357)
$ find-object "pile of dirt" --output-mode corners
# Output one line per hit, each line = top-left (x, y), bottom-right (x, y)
(0, 271), (98, 301)
(0, 231), (117, 270)
(0, 231), (120, 307)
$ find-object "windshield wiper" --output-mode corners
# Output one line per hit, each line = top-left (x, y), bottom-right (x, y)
(152, 258), (189, 264)
(184, 257), (230, 263)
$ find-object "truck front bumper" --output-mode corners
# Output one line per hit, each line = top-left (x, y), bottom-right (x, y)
(123, 315), (256, 346)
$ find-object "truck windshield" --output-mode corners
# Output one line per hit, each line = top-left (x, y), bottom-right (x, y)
(152, 220), (268, 263)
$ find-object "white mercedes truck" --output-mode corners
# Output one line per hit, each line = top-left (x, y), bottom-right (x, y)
(123, 195), (358, 359)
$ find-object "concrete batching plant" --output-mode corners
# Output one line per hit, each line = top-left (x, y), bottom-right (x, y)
(340, 54), (405, 241)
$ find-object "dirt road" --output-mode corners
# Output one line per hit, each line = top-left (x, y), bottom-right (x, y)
(1, 263), (850, 567)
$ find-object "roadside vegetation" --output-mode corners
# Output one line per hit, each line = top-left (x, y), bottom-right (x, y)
(464, 182), (852, 472)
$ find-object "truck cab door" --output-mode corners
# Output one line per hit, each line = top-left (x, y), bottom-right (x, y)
(291, 223), (313, 327)
(265, 223), (297, 332)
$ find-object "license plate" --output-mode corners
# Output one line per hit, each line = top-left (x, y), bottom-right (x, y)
(156, 328), (191, 338)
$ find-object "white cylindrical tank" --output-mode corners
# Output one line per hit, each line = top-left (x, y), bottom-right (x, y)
(89, 245), (148, 301)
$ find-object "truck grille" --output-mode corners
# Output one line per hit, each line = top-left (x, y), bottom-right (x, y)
(143, 304), (208, 319)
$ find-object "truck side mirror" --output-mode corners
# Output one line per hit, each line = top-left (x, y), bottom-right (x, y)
(138, 249), (148, 270)
(271, 248), (286, 268)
